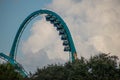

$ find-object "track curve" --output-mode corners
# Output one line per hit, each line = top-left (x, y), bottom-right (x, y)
(10, 9), (77, 61)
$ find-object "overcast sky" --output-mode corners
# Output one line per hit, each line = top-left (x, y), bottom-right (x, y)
(0, 0), (120, 73)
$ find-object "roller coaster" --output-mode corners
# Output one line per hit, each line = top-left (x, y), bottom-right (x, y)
(0, 10), (77, 77)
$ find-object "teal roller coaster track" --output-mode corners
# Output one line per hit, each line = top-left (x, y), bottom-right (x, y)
(0, 9), (77, 77)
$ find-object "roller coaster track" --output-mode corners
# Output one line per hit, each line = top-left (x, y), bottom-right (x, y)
(0, 9), (77, 77)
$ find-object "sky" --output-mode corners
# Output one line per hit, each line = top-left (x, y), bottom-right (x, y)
(0, 0), (120, 73)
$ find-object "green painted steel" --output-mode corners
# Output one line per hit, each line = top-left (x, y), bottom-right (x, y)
(10, 9), (77, 61)
(0, 53), (28, 77)
(0, 9), (77, 77)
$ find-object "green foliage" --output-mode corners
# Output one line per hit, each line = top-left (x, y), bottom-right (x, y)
(88, 53), (120, 80)
(31, 64), (66, 80)
(0, 63), (25, 80)
(30, 53), (120, 80)
(0, 53), (120, 80)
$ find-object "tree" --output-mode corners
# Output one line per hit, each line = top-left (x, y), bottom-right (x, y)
(30, 53), (120, 80)
(0, 62), (24, 80)
(31, 64), (66, 80)
(88, 53), (120, 80)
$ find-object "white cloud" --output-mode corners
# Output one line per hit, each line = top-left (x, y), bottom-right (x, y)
(20, 0), (120, 72)
(47, 0), (120, 58)
(22, 18), (57, 54)
(22, 17), (69, 60)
